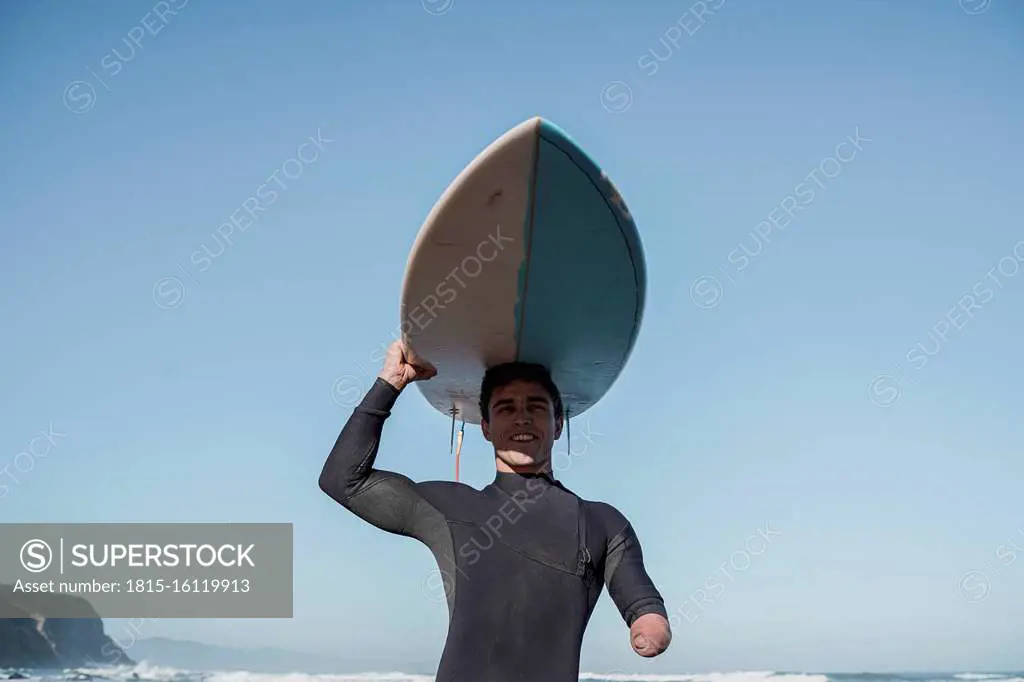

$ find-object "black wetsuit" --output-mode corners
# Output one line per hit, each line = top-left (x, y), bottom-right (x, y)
(319, 379), (667, 682)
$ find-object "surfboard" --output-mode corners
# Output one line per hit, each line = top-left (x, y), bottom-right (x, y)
(399, 116), (646, 425)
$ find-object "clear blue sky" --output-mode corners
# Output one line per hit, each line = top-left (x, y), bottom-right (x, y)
(2, 0), (1023, 674)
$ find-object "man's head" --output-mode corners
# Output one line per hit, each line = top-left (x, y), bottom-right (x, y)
(479, 362), (564, 474)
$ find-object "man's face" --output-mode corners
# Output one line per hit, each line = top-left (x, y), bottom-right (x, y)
(481, 379), (563, 473)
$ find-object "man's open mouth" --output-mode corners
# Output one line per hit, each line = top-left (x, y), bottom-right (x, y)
(510, 433), (537, 443)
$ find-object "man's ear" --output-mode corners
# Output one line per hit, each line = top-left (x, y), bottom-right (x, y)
(554, 412), (564, 440)
(481, 419), (492, 442)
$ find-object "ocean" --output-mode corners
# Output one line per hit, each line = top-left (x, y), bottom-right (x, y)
(3, 666), (1023, 682)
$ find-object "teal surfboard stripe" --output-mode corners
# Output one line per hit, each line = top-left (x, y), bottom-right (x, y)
(512, 122), (543, 359)
(537, 120), (647, 318)
(512, 120), (647, 408)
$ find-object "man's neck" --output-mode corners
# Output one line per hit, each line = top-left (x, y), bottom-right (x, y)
(494, 459), (552, 476)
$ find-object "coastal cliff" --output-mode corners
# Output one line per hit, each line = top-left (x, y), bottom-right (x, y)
(0, 584), (133, 669)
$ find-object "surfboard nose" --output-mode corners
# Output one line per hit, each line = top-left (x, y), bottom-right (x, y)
(537, 118), (578, 146)
(509, 116), (579, 148)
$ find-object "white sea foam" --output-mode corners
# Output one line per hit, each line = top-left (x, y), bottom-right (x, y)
(16, 668), (1019, 682)
(17, 667), (832, 682)
(129, 661), (195, 680)
(59, 665), (816, 682)
(177, 670), (824, 682)
(579, 673), (829, 682)
(205, 674), (435, 682)
(53, 664), (433, 682)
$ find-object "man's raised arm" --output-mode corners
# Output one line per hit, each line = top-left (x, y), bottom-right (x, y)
(318, 341), (437, 536)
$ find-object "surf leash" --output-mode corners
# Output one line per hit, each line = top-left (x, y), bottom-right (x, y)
(449, 408), (465, 481)
(455, 421), (464, 481)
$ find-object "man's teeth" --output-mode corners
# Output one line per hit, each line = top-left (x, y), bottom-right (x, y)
(511, 434), (536, 442)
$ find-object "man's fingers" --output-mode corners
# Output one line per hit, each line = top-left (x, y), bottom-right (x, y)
(414, 359), (437, 376)
(407, 363), (437, 382)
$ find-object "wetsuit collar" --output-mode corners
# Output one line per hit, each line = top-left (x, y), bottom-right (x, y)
(492, 470), (557, 493)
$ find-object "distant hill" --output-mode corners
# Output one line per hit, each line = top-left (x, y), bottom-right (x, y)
(128, 637), (383, 674)
(0, 583), (132, 668)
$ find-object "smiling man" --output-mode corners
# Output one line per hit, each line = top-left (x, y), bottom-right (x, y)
(319, 340), (670, 681)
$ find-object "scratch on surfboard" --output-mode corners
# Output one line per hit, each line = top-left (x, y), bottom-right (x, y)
(600, 169), (632, 222)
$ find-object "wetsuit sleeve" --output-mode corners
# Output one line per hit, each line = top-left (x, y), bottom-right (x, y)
(602, 509), (668, 626)
(318, 377), (433, 539)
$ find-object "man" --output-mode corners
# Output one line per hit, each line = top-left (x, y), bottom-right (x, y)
(319, 340), (671, 681)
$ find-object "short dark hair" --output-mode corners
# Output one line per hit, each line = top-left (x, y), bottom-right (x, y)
(479, 362), (563, 422)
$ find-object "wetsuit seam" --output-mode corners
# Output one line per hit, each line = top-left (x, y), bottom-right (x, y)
(606, 524), (631, 548)
(344, 475), (393, 501)
(445, 520), (459, 624)
(332, 439), (384, 504)
(457, 523), (582, 576)
(354, 438), (378, 478)
(604, 530), (630, 571)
